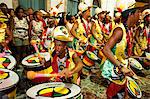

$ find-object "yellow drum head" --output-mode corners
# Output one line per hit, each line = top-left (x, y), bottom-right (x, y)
(127, 76), (142, 98)
(27, 82), (81, 99)
(86, 51), (98, 60)
(0, 71), (9, 80)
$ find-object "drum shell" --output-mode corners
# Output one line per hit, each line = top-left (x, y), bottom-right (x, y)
(83, 55), (95, 66)
(0, 85), (17, 99)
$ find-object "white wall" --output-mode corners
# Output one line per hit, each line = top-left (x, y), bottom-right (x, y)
(0, 0), (13, 8)
(50, 0), (65, 12)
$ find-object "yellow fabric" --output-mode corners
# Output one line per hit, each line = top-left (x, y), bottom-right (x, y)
(8, 88), (17, 99)
(113, 23), (127, 64)
(0, 23), (6, 42)
(94, 20), (103, 41)
(76, 18), (87, 43)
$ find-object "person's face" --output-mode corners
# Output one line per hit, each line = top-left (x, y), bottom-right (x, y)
(83, 9), (91, 19)
(17, 9), (24, 18)
(10, 10), (15, 16)
(0, 6), (8, 15)
(54, 40), (67, 56)
(133, 10), (141, 25)
(36, 12), (42, 20)
(98, 12), (105, 20)
(28, 8), (33, 15)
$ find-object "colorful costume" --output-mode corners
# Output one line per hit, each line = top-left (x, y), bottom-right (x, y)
(102, 24), (127, 98)
(0, 23), (6, 43)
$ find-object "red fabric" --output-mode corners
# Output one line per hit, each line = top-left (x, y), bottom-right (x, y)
(106, 82), (125, 99)
(82, 22), (90, 36)
(126, 30), (133, 56)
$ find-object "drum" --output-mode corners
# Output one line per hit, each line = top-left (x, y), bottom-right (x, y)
(145, 52), (150, 60)
(22, 52), (50, 71)
(83, 51), (100, 66)
(0, 55), (16, 70)
(128, 58), (143, 70)
(72, 39), (86, 56)
(0, 68), (19, 98)
(22, 52), (52, 83)
(26, 82), (82, 99)
(126, 76), (142, 98)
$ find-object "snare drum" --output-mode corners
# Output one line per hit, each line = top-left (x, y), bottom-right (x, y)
(83, 51), (99, 66)
(126, 76), (142, 98)
(0, 55), (16, 70)
(26, 82), (82, 99)
(22, 52), (53, 83)
(128, 58), (143, 70)
(0, 68), (19, 98)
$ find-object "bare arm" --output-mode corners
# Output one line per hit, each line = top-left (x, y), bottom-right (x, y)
(5, 27), (13, 43)
(91, 21), (103, 44)
(70, 21), (79, 39)
(102, 27), (123, 67)
(71, 53), (84, 74)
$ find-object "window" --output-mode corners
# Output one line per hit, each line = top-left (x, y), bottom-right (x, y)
(67, 0), (79, 16)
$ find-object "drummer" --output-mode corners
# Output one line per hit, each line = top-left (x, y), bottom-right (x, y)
(27, 26), (84, 84)
(0, 5), (12, 52)
(102, 7), (141, 98)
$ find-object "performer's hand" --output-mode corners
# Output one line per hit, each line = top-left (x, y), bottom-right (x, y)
(59, 68), (72, 78)
(121, 67), (133, 76)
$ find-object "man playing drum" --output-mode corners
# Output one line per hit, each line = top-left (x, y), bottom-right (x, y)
(102, 7), (142, 98)
(27, 26), (84, 84)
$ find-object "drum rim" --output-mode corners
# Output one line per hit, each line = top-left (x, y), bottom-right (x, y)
(86, 51), (98, 61)
(0, 68), (19, 91)
(22, 52), (50, 66)
(26, 82), (81, 99)
(128, 58), (143, 70)
(126, 76), (142, 98)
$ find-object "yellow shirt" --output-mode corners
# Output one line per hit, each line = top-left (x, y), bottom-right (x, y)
(0, 23), (7, 43)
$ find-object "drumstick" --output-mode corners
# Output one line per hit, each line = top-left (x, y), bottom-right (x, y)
(30, 40), (42, 61)
(0, 52), (5, 58)
(27, 71), (63, 80)
(129, 56), (147, 59)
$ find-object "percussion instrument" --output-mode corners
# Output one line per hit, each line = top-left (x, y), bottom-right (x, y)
(83, 51), (100, 66)
(0, 54), (16, 70)
(126, 76), (142, 98)
(128, 58), (143, 70)
(72, 39), (86, 56)
(0, 68), (19, 98)
(26, 82), (82, 99)
(145, 52), (150, 60)
(22, 52), (50, 71)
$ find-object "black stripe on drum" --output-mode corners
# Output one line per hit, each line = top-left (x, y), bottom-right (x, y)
(0, 84), (17, 95)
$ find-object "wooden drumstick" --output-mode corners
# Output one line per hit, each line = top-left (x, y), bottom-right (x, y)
(30, 40), (42, 61)
(27, 71), (62, 80)
(0, 52), (5, 58)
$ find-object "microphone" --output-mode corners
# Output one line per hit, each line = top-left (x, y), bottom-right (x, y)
(27, 71), (61, 80)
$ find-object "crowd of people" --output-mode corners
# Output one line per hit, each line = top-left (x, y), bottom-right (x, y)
(0, 1), (150, 98)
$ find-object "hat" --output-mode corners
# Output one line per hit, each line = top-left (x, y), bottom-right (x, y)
(142, 9), (150, 18)
(40, 10), (47, 15)
(95, 7), (103, 15)
(78, 2), (91, 13)
(50, 7), (59, 17)
(53, 26), (72, 42)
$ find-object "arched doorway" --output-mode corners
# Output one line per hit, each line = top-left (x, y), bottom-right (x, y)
(92, 0), (100, 16)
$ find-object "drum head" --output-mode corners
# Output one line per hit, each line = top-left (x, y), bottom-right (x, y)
(86, 51), (98, 60)
(145, 52), (150, 60)
(22, 52), (50, 67)
(128, 58), (143, 70)
(0, 55), (16, 70)
(127, 76), (142, 98)
(0, 68), (19, 91)
(26, 82), (81, 99)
